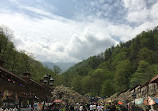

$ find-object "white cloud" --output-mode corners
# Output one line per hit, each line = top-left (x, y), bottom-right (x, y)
(123, 0), (148, 23)
(150, 3), (158, 19)
(1, 8), (158, 62)
(123, 0), (158, 24)
(123, 0), (146, 11)
(1, 1), (158, 63)
(126, 8), (149, 23)
(0, 10), (118, 62)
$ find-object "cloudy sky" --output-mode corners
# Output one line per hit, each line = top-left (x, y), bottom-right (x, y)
(0, 0), (158, 63)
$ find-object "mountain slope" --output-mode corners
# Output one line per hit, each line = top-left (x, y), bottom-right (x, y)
(0, 26), (62, 85)
(61, 26), (158, 96)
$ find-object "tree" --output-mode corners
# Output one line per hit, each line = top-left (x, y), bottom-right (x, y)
(71, 74), (82, 93)
(101, 79), (115, 97)
(137, 48), (154, 63)
(114, 60), (132, 92)
(130, 60), (154, 88)
(53, 65), (61, 74)
(90, 69), (106, 96)
(81, 75), (92, 95)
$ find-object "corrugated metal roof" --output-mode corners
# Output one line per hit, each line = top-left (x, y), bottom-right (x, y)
(150, 75), (158, 83)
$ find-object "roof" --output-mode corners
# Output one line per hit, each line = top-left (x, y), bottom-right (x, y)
(129, 85), (141, 91)
(150, 75), (158, 83)
(22, 77), (45, 89)
(0, 66), (28, 84)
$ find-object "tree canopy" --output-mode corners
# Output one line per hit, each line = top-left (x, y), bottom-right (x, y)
(0, 26), (62, 86)
(1, 25), (158, 97)
(61, 26), (158, 97)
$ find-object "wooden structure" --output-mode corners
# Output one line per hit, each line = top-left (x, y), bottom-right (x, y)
(0, 59), (53, 108)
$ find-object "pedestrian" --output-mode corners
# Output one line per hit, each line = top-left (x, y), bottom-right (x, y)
(110, 103), (116, 111)
(83, 106), (87, 111)
(93, 103), (96, 111)
(90, 104), (93, 111)
(79, 105), (83, 111)
(97, 104), (103, 111)
(70, 105), (74, 111)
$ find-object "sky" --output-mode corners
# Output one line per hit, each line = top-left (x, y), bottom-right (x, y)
(0, 0), (158, 63)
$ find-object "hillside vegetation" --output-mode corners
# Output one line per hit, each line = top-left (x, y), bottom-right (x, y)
(61, 26), (158, 97)
(1, 25), (158, 97)
(0, 26), (62, 86)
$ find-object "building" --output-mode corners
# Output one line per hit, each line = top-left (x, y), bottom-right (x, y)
(0, 59), (52, 109)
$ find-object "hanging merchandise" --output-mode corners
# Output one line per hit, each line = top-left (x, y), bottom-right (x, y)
(143, 96), (155, 105)
(118, 101), (123, 105)
(154, 98), (158, 103)
(135, 98), (143, 105)
(107, 100), (111, 103)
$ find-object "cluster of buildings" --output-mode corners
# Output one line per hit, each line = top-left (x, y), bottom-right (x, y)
(108, 75), (158, 105)
(0, 59), (53, 109)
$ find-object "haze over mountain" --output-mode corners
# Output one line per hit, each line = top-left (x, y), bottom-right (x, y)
(42, 61), (76, 72)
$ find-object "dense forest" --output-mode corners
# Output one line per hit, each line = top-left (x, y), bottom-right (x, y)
(1, 25), (158, 98)
(0, 26), (62, 86)
(61, 26), (158, 97)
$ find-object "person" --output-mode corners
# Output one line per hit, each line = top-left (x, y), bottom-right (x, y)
(90, 104), (93, 111)
(13, 107), (18, 111)
(75, 103), (80, 111)
(48, 103), (55, 111)
(110, 103), (116, 111)
(79, 105), (83, 111)
(53, 103), (60, 111)
(97, 104), (103, 111)
(38, 102), (43, 111)
(83, 106), (87, 111)
(33, 103), (38, 111)
(70, 105), (74, 111)
(93, 103), (96, 111)
(119, 105), (127, 111)
(156, 106), (158, 111)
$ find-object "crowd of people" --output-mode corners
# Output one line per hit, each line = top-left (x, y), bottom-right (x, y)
(1, 101), (157, 111)
(41, 102), (158, 111)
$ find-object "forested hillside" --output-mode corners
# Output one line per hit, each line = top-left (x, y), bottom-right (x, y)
(61, 26), (158, 97)
(0, 26), (62, 86)
(1, 25), (158, 98)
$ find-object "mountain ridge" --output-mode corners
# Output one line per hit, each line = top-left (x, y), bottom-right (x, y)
(61, 26), (158, 96)
(42, 61), (76, 72)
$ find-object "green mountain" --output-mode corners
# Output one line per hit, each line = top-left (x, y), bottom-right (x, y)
(1, 25), (158, 97)
(0, 26), (62, 86)
(61, 26), (158, 97)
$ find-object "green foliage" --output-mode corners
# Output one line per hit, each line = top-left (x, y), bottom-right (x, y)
(53, 65), (62, 74)
(0, 26), (61, 86)
(114, 60), (132, 92)
(137, 48), (154, 63)
(71, 74), (82, 93)
(1, 25), (158, 97)
(130, 61), (154, 88)
(90, 69), (106, 95)
(61, 26), (158, 97)
(81, 75), (92, 94)
(101, 79), (115, 97)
